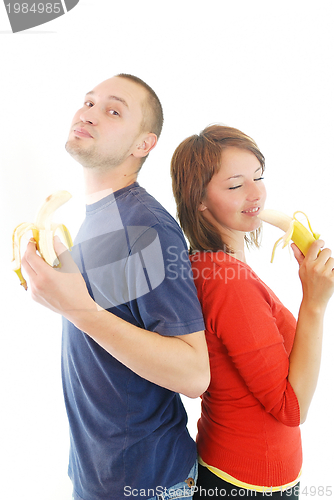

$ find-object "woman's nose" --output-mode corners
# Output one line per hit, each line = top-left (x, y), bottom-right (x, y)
(247, 181), (263, 201)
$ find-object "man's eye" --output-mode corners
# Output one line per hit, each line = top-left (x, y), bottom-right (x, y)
(84, 101), (93, 108)
(108, 109), (120, 116)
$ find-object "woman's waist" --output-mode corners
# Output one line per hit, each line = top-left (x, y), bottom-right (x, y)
(198, 408), (301, 457)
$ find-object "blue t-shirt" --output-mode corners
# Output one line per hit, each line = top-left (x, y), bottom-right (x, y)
(61, 183), (205, 500)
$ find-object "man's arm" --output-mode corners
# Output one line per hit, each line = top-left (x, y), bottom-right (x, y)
(21, 239), (210, 398)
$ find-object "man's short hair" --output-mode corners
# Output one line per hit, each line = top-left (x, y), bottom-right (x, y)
(116, 73), (164, 139)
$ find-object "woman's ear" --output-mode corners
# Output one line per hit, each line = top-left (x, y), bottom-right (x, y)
(198, 202), (207, 212)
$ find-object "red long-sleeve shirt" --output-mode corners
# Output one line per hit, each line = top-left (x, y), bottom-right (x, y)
(190, 251), (302, 488)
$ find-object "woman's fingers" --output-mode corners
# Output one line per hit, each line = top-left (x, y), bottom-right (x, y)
(291, 243), (304, 266)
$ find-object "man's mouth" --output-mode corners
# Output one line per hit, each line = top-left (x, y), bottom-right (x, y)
(73, 127), (93, 138)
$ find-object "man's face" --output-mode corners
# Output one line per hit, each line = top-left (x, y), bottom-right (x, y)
(65, 77), (147, 170)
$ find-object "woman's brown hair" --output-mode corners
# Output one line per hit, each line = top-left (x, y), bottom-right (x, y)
(170, 125), (265, 254)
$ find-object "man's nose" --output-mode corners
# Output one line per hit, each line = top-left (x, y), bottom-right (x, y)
(79, 107), (98, 125)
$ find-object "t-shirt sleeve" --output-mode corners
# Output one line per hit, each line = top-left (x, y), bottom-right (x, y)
(125, 222), (205, 336)
(201, 261), (300, 426)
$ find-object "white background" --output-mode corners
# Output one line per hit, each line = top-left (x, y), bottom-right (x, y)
(1, 1), (333, 499)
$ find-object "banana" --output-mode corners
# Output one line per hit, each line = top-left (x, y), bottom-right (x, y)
(12, 190), (73, 290)
(258, 209), (320, 262)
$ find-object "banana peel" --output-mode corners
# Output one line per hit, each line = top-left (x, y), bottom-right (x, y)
(258, 209), (320, 262)
(12, 190), (73, 290)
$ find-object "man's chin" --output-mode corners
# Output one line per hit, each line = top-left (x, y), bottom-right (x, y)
(65, 140), (89, 160)
(65, 142), (101, 170)
(65, 138), (80, 154)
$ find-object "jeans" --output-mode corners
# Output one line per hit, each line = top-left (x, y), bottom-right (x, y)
(71, 460), (198, 500)
(193, 464), (300, 499)
(149, 460), (198, 500)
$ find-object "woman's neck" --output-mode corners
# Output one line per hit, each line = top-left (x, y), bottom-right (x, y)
(222, 231), (247, 263)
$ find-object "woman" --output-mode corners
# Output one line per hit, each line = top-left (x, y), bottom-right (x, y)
(170, 125), (334, 499)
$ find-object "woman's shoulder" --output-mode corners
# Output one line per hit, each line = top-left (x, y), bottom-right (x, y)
(190, 250), (271, 297)
(190, 251), (255, 276)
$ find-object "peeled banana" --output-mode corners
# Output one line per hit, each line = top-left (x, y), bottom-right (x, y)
(258, 209), (320, 262)
(12, 190), (73, 290)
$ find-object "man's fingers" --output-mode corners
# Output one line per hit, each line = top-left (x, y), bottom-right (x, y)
(21, 239), (42, 275)
(54, 236), (80, 274)
(22, 237), (79, 276)
(53, 235), (68, 255)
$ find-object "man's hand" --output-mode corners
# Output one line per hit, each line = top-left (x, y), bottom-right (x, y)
(21, 237), (97, 320)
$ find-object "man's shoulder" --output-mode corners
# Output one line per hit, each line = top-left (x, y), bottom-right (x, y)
(118, 184), (182, 234)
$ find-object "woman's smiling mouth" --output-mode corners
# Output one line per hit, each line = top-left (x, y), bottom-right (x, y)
(242, 206), (261, 215)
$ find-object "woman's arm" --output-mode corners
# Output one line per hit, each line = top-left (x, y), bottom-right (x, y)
(288, 240), (334, 423)
(198, 249), (332, 426)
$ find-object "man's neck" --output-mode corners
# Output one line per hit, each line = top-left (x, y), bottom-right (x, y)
(83, 168), (138, 205)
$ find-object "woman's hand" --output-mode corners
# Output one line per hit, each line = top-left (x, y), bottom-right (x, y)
(292, 240), (334, 312)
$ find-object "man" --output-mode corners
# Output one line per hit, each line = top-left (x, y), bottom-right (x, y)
(22, 74), (209, 500)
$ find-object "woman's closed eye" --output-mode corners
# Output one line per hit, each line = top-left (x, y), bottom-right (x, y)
(229, 177), (264, 190)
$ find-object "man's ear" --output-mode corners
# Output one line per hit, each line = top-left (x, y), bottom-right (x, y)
(133, 133), (157, 159)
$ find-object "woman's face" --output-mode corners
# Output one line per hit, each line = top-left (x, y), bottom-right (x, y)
(199, 146), (267, 247)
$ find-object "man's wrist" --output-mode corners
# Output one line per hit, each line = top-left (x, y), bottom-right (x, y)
(64, 300), (102, 331)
